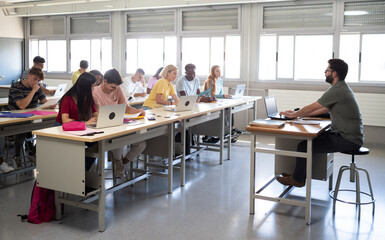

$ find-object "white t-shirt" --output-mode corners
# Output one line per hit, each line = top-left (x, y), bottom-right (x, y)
(176, 75), (200, 97)
(120, 76), (145, 97)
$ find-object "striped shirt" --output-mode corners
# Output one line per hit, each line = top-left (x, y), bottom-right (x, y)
(8, 81), (46, 110)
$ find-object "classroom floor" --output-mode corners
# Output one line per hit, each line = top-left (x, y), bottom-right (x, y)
(0, 135), (384, 240)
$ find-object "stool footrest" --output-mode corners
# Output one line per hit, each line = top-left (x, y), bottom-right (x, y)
(330, 189), (375, 205)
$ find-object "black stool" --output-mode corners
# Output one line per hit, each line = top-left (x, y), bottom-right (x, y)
(330, 147), (375, 218)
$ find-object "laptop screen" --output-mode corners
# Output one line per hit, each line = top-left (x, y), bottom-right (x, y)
(264, 96), (279, 117)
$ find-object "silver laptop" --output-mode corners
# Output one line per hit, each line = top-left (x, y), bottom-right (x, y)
(37, 97), (60, 109)
(231, 84), (246, 98)
(89, 104), (126, 129)
(264, 96), (293, 120)
(164, 95), (197, 112)
(54, 84), (67, 97)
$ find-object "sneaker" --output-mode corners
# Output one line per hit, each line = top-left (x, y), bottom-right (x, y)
(13, 156), (21, 168)
(0, 162), (15, 173)
(114, 159), (126, 178)
(232, 128), (243, 135)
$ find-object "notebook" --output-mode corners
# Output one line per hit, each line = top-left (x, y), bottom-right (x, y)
(88, 104), (126, 129)
(231, 84), (246, 98)
(37, 97), (60, 109)
(54, 84), (67, 97)
(264, 96), (293, 120)
(164, 95), (197, 112)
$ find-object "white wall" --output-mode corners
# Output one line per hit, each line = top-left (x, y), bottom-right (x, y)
(0, 10), (23, 38)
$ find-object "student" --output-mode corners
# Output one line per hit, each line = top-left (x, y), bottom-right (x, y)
(203, 65), (231, 99)
(8, 67), (47, 167)
(55, 72), (98, 170)
(93, 69), (146, 178)
(0, 139), (14, 173)
(20, 56), (55, 96)
(121, 68), (146, 98)
(72, 60), (89, 85)
(142, 64), (179, 110)
(147, 67), (163, 94)
(176, 63), (211, 102)
(90, 70), (103, 86)
(277, 59), (363, 188)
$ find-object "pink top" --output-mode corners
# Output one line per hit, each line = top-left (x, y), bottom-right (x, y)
(147, 76), (159, 90)
(92, 85), (128, 106)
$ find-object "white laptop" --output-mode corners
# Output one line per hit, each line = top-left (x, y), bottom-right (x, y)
(37, 97), (60, 109)
(54, 84), (67, 97)
(88, 104), (126, 129)
(231, 84), (246, 98)
(164, 95), (197, 112)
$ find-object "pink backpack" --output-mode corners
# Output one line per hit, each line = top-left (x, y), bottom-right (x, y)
(27, 181), (55, 224)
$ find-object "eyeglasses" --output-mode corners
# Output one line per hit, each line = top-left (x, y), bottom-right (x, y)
(324, 69), (334, 74)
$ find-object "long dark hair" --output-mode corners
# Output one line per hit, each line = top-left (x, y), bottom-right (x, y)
(153, 67), (163, 78)
(59, 72), (96, 121)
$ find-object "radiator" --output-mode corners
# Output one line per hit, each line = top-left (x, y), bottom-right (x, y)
(269, 89), (385, 127)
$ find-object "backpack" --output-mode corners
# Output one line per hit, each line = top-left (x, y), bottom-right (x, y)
(18, 180), (55, 224)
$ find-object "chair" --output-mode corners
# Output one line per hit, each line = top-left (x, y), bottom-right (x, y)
(330, 147), (375, 218)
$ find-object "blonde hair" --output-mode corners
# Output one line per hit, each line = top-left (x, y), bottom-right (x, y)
(160, 64), (178, 80)
(203, 65), (220, 97)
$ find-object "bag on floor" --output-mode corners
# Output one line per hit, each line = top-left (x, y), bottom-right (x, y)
(25, 181), (55, 224)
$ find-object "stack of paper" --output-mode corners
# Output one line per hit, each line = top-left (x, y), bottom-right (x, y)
(249, 119), (285, 128)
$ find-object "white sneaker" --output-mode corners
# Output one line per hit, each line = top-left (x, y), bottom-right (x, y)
(0, 162), (15, 173)
(114, 159), (126, 178)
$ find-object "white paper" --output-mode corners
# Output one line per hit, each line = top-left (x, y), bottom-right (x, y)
(288, 120), (321, 125)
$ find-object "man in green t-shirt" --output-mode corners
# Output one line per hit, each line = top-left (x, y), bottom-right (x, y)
(277, 59), (363, 187)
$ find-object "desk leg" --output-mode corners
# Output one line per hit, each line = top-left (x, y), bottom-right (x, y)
(305, 138), (313, 225)
(250, 134), (256, 214)
(55, 191), (62, 220)
(181, 120), (186, 187)
(98, 141), (106, 232)
(227, 107), (232, 160)
(219, 109), (224, 164)
(168, 123), (174, 194)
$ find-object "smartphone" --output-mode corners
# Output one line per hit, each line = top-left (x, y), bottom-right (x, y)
(147, 116), (156, 121)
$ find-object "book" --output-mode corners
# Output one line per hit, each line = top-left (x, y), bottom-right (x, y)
(249, 119), (285, 128)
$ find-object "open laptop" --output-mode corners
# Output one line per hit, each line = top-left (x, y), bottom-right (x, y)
(164, 95), (197, 112)
(264, 96), (293, 120)
(54, 84), (67, 97)
(37, 97), (60, 109)
(231, 84), (246, 98)
(88, 104), (126, 129)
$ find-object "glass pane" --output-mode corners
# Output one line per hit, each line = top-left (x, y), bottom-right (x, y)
(225, 35), (240, 78)
(339, 34), (360, 82)
(361, 34), (385, 81)
(259, 35), (276, 80)
(47, 40), (66, 72)
(29, 40), (39, 67)
(165, 36), (177, 67)
(182, 37), (210, 76)
(71, 16), (110, 34)
(101, 38), (112, 73)
(277, 35), (294, 78)
(138, 38), (164, 76)
(38, 40), (47, 71)
(70, 40), (90, 72)
(294, 35), (333, 80)
(211, 37), (224, 71)
(126, 39), (138, 74)
(91, 39), (101, 71)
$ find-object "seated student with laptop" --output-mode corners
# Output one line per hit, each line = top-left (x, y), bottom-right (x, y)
(176, 63), (211, 102)
(93, 69), (146, 178)
(142, 64), (179, 110)
(55, 72), (98, 170)
(121, 68), (147, 99)
(8, 67), (48, 168)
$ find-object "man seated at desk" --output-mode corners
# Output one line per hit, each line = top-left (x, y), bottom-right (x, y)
(92, 68), (146, 178)
(8, 67), (48, 167)
(176, 63), (211, 102)
(277, 58), (363, 187)
(121, 68), (146, 99)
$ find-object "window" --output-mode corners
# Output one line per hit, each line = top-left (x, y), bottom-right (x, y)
(126, 12), (175, 32)
(30, 17), (65, 36)
(340, 34), (360, 82)
(361, 34), (385, 82)
(126, 37), (177, 75)
(344, 1), (385, 26)
(29, 39), (66, 72)
(70, 15), (110, 35)
(70, 38), (112, 73)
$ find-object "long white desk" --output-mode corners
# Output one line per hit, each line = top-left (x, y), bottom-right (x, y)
(33, 96), (259, 231)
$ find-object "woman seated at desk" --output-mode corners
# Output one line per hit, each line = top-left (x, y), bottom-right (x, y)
(142, 64), (179, 110)
(55, 72), (98, 170)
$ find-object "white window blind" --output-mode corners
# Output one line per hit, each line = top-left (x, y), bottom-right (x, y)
(182, 8), (238, 31)
(70, 16), (110, 35)
(126, 13), (175, 32)
(263, 4), (333, 28)
(344, 1), (385, 26)
(30, 18), (65, 36)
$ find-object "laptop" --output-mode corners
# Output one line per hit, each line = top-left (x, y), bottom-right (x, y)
(231, 84), (246, 98)
(88, 104), (126, 129)
(37, 97), (60, 109)
(54, 84), (67, 97)
(164, 95), (197, 112)
(264, 96), (293, 120)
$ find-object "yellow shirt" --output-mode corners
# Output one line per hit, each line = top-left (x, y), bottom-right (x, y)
(143, 78), (175, 109)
